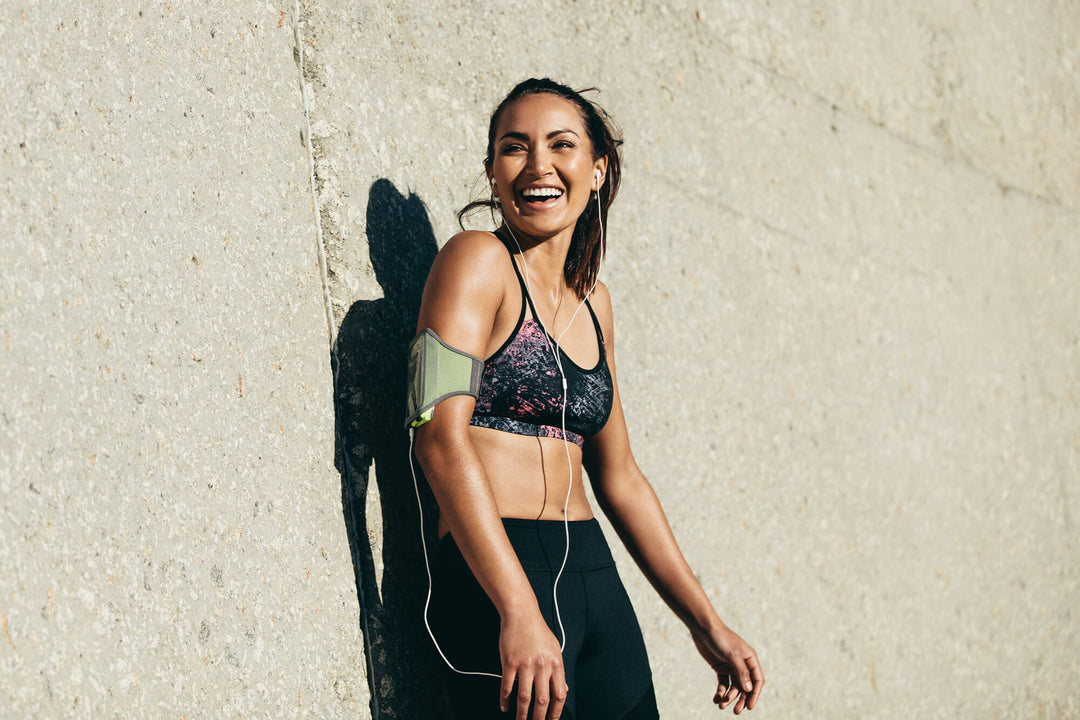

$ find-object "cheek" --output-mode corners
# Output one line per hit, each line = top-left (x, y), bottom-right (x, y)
(571, 157), (597, 185)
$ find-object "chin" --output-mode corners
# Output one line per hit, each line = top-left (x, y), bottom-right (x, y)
(511, 209), (579, 237)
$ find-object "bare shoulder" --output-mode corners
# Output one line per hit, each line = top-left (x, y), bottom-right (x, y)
(589, 279), (615, 338)
(434, 230), (509, 274)
(417, 231), (511, 349)
(589, 278), (613, 311)
(423, 231), (511, 301)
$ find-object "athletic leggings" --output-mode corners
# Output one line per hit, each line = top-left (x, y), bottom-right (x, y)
(428, 518), (660, 720)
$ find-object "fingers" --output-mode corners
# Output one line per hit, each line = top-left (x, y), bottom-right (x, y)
(515, 671), (534, 720)
(730, 660), (756, 716)
(736, 662), (753, 699)
(501, 668), (565, 720)
(744, 653), (765, 711)
(529, 673), (548, 720)
(497, 619), (566, 720)
(713, 673), (730, 704)
(547, 667), (568, 720)
(712, 674), (728, 705)
(500, 669), (517, 714)
(734, 690), (747, 715)
(528, 665), (567, 720)
(717, 677), (740, 712)
(549, 677), (568, 720)
(722, 650), (765, 714)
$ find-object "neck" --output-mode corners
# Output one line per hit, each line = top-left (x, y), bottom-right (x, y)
(500, 224), (572, 299)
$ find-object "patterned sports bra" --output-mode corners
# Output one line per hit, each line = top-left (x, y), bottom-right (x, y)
(469, 243), (614, 447)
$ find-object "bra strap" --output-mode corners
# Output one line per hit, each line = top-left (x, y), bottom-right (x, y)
(584, 297), (605, 345)
(500, 233), (542, 325)
(498, 230), (600, 352)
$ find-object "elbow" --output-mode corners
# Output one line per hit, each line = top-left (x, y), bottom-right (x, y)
(594, 462), (652, 513)
(412, 425), (444, 471)
(413, 420), (472, 477)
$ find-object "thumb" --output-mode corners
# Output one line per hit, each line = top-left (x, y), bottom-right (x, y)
(733, 657), (753, 694)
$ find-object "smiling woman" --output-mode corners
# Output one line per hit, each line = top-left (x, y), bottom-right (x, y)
(408, 78), (763, 720)
(490, 97), (601, 238)
(458, 78), (622, 300)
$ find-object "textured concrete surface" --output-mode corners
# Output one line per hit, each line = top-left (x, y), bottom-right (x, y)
(3, 0), (1078, 718)
(304, 1), (1078, 718)
(1, 3), (367, 718)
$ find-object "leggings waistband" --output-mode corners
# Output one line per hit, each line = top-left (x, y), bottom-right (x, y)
(440, 518), (615, 573)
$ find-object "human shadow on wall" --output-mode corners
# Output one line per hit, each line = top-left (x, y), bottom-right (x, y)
(333, 179), (450, 718)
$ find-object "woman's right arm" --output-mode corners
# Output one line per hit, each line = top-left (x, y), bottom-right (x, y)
(412, 232), (568, 720)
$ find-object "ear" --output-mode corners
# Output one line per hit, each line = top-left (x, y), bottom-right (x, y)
(593, 156), (609, 191)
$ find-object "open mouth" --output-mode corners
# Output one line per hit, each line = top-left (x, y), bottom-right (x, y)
(519, 187), (564, 207)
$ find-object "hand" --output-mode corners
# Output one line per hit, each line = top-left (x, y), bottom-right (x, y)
(691, 623), (764, 714)
(498, 612), (569, 720)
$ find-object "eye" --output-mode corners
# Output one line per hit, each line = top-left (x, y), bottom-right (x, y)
(553, 140), (575, 149)
(499, 142), (526, 154)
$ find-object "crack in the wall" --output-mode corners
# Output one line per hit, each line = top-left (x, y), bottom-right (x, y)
(687, 11), (1078, 215)
(293, 0), (337, 351)
(292, 3), (378, 718)
(829, 104), (867, 257)
(647, 169), (816, 249)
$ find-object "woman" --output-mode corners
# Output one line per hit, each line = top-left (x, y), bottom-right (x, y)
(410, 78), (763, 720)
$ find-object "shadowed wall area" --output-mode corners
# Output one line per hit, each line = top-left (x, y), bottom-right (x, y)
(332, 179), (446, 717)
(2, 1), (1078, 718)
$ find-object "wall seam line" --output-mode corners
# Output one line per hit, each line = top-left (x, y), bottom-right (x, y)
(293, 5), (380, 718)
(293, 0), (337, 351)
(686, 10), (1078, 214)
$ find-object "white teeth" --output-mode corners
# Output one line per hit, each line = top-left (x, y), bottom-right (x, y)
(521, 187), (563, 198)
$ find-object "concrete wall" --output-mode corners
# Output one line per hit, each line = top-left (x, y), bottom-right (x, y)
(0, 3), (368, 717)
(2, 1), (1077, 718)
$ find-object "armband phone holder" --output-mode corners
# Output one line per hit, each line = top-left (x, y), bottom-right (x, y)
(404, 328), (483, 428)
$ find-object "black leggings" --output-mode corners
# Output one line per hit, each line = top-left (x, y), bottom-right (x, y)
(428, 518), (659, 720)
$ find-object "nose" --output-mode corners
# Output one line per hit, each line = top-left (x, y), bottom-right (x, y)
(525, 146), (552, 177)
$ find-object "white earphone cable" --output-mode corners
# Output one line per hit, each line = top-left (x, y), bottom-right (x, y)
(409, 427), (502, 678)
(502, 180), (604, 651)
(413, 175), (605, 672)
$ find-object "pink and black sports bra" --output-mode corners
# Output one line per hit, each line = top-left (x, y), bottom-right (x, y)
(469, 242), (613, 447)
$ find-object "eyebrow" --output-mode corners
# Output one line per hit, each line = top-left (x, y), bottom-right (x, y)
(497, 128), (580, 143)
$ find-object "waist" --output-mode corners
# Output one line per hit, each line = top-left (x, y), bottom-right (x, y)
(440, 518), (615, 573)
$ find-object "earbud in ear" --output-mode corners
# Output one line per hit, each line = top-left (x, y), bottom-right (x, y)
(594, 170), (602, 190)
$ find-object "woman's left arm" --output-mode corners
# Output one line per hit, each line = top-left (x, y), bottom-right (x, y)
(582, 283), (764, 714)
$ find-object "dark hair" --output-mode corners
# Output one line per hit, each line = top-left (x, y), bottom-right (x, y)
(458, 78), (624, 298)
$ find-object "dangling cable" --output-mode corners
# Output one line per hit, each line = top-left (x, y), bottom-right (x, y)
(415, 179), (605, 669)
(501, 185), (604, 651)
(548, 188), (604, 651)
(409, 427), (502, 679)
(549, 189), (604, 646)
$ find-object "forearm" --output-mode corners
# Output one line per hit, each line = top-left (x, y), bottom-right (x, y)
(600, 472), (726, 635)
(415, 428), (539, 620)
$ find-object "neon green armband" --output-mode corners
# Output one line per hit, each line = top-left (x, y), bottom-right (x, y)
(404, 328), (483, 429)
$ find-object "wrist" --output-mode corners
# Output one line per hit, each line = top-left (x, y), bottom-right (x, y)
(495, 592), (542, 623)
(688, 609), (728, 638)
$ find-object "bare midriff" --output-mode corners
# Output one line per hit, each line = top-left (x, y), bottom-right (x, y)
(436, 424), (594, 538)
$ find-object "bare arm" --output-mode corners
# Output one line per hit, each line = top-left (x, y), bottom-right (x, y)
(412, 231), (567, 720)
(582, 282), (764, 714)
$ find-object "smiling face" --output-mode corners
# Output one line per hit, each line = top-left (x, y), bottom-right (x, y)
(488, 93), (606, 244)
